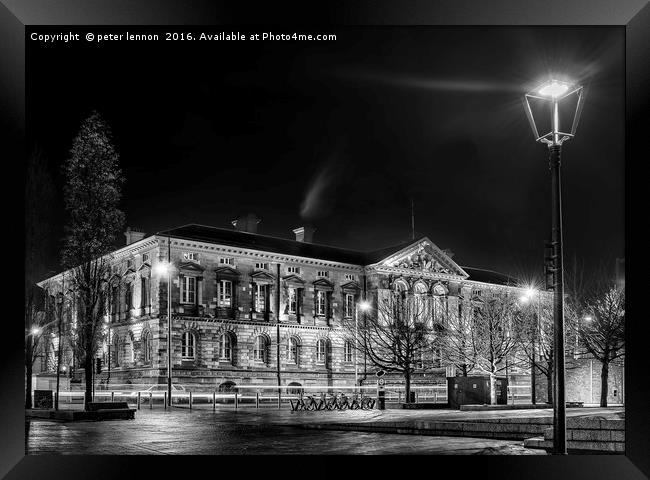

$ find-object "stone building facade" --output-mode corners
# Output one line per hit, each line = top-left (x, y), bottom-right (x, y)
(37, 220), (540, 392)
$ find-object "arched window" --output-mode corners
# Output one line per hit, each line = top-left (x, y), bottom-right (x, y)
(394, 280), (408, 293)
(142, 330), (153, 364)
(253, 335), (268, 363)
(287, 382), (303, 395)
(219, 333), (233, 361)
(344, 340), (353, 363)
(287, 337), (299, 364)
(316, 339), (327, 364)
(218, 381), (237, 393)
(181, 331), (196, 359)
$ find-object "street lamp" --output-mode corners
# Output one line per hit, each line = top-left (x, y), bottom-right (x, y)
(355, 300), (371, 389)
(523, 78), (585, 455)
(154, 257), (173, 407)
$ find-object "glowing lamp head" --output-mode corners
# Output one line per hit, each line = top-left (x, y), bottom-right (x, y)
(153, 261), (171, 277)
(519, 295), (530, 304)
(538, 80), (569, 98)
(526, 288), (537, 298)
(359, 300), (371, 312)
(584, 315), (593, 322)
(31, 327), (41, 336)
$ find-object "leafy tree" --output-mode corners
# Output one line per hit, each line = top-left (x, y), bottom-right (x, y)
(61, 111), (125, 410)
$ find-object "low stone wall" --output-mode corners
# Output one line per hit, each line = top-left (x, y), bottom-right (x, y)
(524, 417), (624, 453)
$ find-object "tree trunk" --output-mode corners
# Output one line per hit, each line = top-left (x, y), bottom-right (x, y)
(546, 361), (553, 404)
(489, 372), (497, 405)
(404, 370), (411, 403)
(600, 360), (609, 407)
(84, 346), (93, 411)
(461, 364), (468, 377)
(25, 337), (33, 409)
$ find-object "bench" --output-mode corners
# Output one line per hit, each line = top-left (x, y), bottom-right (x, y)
(566, 401), (584, 408)
(87, 402), (136, 419)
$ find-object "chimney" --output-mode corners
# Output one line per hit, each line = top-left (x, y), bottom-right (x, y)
(231, 213), (261, 233)
(293, 226), (316, 243)
(124, 227), (146, 245)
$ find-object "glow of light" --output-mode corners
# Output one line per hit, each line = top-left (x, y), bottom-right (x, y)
(584, 315), (593, 322)
(526, 288), (537, 298)
(153, 261), (171, 277)
(519, 295), (530, 304)
(538, 80), (570, 98)
(62, 366), (67, 372)
(31, 327), (41, 336)
(359, 300), (371, 311)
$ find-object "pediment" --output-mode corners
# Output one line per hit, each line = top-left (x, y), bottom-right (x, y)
(214, 265), (238, 276)
(341, 281), (361, 292)
(251, 271), (275, 283)
(282, 274), (304, 286)
(312, 278), (334, 290)
(373, 237), (468, 278)
(138, 262), (151, 272)
(180, 261), (206, 272)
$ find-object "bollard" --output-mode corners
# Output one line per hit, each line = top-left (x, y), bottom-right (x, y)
(256, 392), (259, 409)
(150, 392), (153, 409)
(277, 391), (281, 409)
(398, 391), (401, 404)
(164, 391), (167, 409)
(137, 391), (141, 410)
(111, 391), (115, 402)
(213, 392), (216, 411)
(234, 392), (238, 411)
(189, 391), (193, 410)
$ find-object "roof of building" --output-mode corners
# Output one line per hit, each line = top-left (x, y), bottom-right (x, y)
(157, 224), (517, 285)
(461, 266), (519, 286)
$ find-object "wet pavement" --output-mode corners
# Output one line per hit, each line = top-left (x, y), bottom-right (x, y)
(26, 408), (548, 455)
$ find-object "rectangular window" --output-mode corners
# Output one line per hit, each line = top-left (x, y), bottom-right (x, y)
(287, 266), (300, 274)
(317, 270), (329, 278)
(219, 280), (232, 307)
(126, 259), (133, 269)
(344, 342), (353, 362)
(142, 253), (149, 263)
(288, 288), (297, 314)
(219, 257), (235, 266)
(183, 252), (198, 261)
(182, 276), (196, 304)
(345, 293), (355, 318)
(255, 284), (266, 312)
(255, 262), (269, 270)
(140, 277), (150, 307)
(316, 340), (326, 363)
(344, 274), (357, 281)
(316, 291), (326, 316)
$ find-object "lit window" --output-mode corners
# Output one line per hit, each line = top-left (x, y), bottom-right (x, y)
(287, 337), (299, 364)
(344, 341), (353, 362)
(219, 280), (232, 307)
(316, 339), (327, 364)
(255, 262), (269, 270)
(181, 332), (195, 359)
(254, 336), (267, 362)
(219, 334), (232, 361)
(287, 266), (300, 274)
(316, 291), (326, 316)
(183, 252), (198, 261)
(219, 257), (235, 266)
(345, 294), (355, 318)
(255, 284), (267, 312)
(288, 288), (297, 314)
(345, 274), (357, 281)
(317, 270), (329, 278)
(182, 276), (196, 304)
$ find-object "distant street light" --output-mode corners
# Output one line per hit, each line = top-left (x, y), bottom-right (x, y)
(155, 255), (173, 407)
(355, 300), (371, 387)
(30, 327), (41, 336)
(523, 78), (585, 455)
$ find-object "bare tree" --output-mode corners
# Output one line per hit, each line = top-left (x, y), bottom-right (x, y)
(437, 297), (477, 377)
(61, 111), (125, 410)
(25, 146), (54, 408)
(573, 284), (624, 407)
(344, 291), (436, 403)
(469, 288), (522, 404)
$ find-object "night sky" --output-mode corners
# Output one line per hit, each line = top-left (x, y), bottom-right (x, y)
(27, 26), (625, 282)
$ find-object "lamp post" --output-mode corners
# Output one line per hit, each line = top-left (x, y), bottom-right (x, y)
(523, 79), (585, 455)
(355, 300), (371, 389)
(154, 243), (173, 408)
